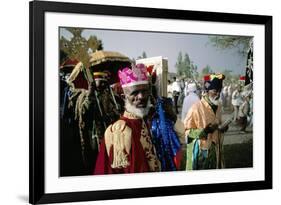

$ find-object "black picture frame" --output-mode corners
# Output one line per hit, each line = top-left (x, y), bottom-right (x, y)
(29, 0), (272, 204)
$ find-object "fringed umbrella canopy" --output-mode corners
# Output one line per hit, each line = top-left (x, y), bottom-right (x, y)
(89, 51), (131, 84)
(89, 50), (131, 66)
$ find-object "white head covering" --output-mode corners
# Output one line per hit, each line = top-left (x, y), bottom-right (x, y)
(181, 83), (200, 121)
(187, 83), (197, 93)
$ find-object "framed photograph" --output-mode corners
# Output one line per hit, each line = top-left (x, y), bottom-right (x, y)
(29, 0), (272, 204)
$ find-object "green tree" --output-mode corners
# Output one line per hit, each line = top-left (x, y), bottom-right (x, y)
(142, 51), (147, 58)
(208, 36), (252, 56)
(175, 52), (196, 78)
(201, 65), (213, 76)
(60, 28), (103, 67)
(191, 62), (199, 80)
(137, 51), (148, 59)
(183, 53), (191, 77)
(175, 51), (184, 76)
(221, 69), (233, 84)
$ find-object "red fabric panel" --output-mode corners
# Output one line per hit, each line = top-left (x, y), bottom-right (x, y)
(93, 117), (150, 175)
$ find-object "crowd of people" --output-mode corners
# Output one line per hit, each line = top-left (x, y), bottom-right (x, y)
(59, 55), (253, 176)
(168, 76), (253, 135)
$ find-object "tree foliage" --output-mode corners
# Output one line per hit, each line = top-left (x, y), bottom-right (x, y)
(60, 28), (103, 67)
(208, 36), (252, 56)
(175, 51), (198, 79)
(136, 51), (148, 59)
(201, 65), (213, 76)
(175, 52), (183, 76)
(208, 36), (253, 84)
(221, 69), (238, 84)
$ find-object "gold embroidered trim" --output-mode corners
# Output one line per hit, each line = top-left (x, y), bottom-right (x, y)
(123, 111), (142, 119)
(139, 120), (161, 171)
(104, 120), (132, 169)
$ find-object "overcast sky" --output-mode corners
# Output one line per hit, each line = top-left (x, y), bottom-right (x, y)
(60, 28), (248, 75)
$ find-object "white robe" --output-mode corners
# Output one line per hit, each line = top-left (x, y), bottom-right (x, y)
(181, 92), (200, 122)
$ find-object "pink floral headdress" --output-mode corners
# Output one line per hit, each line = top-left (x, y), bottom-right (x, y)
(118, 63), (148, 88)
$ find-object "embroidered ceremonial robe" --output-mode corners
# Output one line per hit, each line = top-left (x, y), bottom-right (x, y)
(94, 111), (161, 174)
(183, 97), (224, 170)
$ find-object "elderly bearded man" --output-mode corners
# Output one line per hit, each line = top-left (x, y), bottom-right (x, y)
(94, 64), (161, 174)
(184, 74), (228, 170)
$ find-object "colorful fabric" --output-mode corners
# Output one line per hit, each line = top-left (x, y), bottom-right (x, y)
(204, 73), (225, 91)
(94, 111), (161, 174)
(184, 97), (224, 170)
(118, 64), (148, 87)
(151, 98), (181, 171)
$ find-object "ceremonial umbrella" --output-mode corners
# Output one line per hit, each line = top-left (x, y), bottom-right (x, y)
(89, 50), (131, 84)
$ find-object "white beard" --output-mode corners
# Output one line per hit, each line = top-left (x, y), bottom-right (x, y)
(209, 96), (220, 106)
(125, 98), (151, 118)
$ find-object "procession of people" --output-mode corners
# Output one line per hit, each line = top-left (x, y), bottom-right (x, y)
(59, 49), (253, 176)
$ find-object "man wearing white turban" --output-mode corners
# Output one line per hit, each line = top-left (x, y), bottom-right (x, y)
(181, 83), (200, 123)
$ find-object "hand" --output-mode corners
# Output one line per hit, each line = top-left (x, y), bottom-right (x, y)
(204, 123), (218, 134)
(219, 125), (229, 133)
(199, 130), (208, 140)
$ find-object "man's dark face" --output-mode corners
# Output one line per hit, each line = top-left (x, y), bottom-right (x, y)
(95, 79), (107, 90)
(208, 89), (221, 99)
(123, 84), (150, 108)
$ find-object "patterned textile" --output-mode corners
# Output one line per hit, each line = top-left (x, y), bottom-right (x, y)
(151, 98), (182, 171)
(203, 73), (225, 91)
(118, 64), (148, 87)
(184, 97), (224, 170)
(94, 111), (161, 174)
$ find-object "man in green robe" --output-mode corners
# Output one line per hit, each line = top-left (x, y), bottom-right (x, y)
(183, 74), (229, 170)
